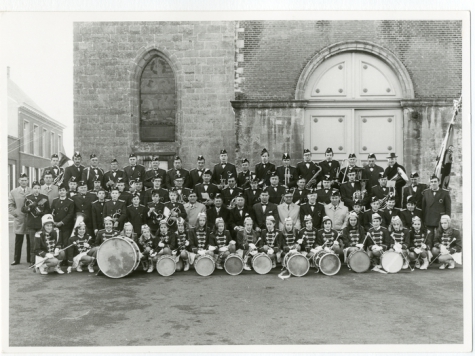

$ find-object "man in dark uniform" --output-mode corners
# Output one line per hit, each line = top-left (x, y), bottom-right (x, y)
(296, 148), (319, 188)
(362, 153), (384, 199)
(143, 157), (167, 189)
(221, 174), (242, 208)
(384, 152), (409, 209)
(194, 169), (220, 208)
(146, 191), (167, 235)
(116, 178), (133, 206)
(237, 158), (252, 189)
(51, 184), (75, 264)
(318, 147), (340, 189)
(315, 174), (333, 205)
(63, 151), (85, 187)
(207, 194), (230, 227)
(165, 156), (191, 189)
(86, 177), (103, 201)
(266, 171), (286, 205)
(338, 153), (360, 184)
(371, 172), (392, 202)
(255, 148), (276, 188)
(91, 188), (107, 236)
(422, 175), (451, 233)
(41, 153), (64, 182)
(228, 193), (254, 239)
(81, 154), (105, 191)
(143, 176), (169, 205)
(212, 149), (238, 188)
(174, 171), (193, 204)
(362, 196), (385, 232)
(349, 199), (365, 226)
(103, 158), (125, 192)
(126, 193), (147, 237)
(189, 155), (206, 188)
(399, 196), (423, 229)
(103, 187), (127, 231)
(124, 153), (146, 189)
(339, 167), (369, 210)
(292, 176), (310, 205)
(164, 188), (187, 232)
(71, 180), (95, 236)
(299, 188), (324, 229)
(243, 174), (262, 209)
(380, 195), (401, 230)
(401, 172), (427, 209)
(252, 190), (279, 232)
(275, 152), (298, 188)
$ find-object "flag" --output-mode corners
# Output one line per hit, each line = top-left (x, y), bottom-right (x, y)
(433, 97), (461, 189)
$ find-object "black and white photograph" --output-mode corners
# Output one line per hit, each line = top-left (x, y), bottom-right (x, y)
(1, 3), (472, 353)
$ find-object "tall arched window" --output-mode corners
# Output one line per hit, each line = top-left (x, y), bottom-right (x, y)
(140, 55), (177, 142)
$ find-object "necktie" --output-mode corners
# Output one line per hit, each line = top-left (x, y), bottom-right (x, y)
(252, 190), (256, 195)
(263, 164), (266, 169)
(204, 185), (208, 191)
(310, 205), (314, 211)
(113, 172), (116, 177)
(299, 191), (302, 195)
(230, 189), (233, 194)
(328, 162), (332, 166)
(351, 182), (354, 188)
(239, 209), (243, 216)
(222, 164), (226, 169)
(198, 170), (202, 176)
(262, 204), (266, 212)
(94, 168), (98, 174)
(370, 168), (374, 172)
(132, 166), (135, 171)
(306, 163), (310, 168)
(288, 205), (290, 211)
(433, 190), (437, 196)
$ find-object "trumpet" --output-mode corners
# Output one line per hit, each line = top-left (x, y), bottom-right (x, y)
(52, 170), (65, 186)
(305, 165), (322, 189)
(25, 197), (47, 218)
(166, 207), (181, 226)
(379, 190), (395, 210)
(227, 197), (237, 210)
(352, 189), (367, 201)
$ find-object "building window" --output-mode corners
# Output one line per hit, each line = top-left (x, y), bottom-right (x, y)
(33, 125), (39, 156)
(8, 164), (15, 191)
(42, 129), (47, 157)
(22, 120), (30, 154)
(28, 167), (35, 182)
(58, 134), (62, 153)
(50, 132), (55, 157)
(139, 55), (176, 142)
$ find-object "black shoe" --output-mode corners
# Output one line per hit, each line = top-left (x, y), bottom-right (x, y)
(11, 261), (19, 265)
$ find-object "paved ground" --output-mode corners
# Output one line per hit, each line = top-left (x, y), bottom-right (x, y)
(8, 226), (463, 347)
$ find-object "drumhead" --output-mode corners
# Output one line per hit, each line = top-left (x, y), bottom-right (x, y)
(287, 253), (309, 277)
(252, 254), (272, 275)
(348, 250), (371, 273)
(224, 255), (243, 276)
(381, 251), (404, 273)
(156, 256), (176, 276)
(97, 237), (138, 278)
(319, 253), (341, 276)
(195, 255), (215, 276)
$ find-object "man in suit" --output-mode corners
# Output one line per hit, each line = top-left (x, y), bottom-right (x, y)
(324, 189), (348, 231)
(143, 156), (167, 190)
(194, 169), (220, 208)
(8, 173), (32, 265)
(275, 152), (298, 188)
(255, 148), (276, 188)
(51, 184), (75, 264)
(189, 155), (206, 188)
(252, 189), (279, 232)
(116, 178), (133, 206)
(71, 180), (95, 236)
(212, 149), (238, 187)
(380, 195), (401, 230)
(401, 172), (428, 209)
(207, 194), (230, 227)
(103, 187), (127, 231)
(243, 174), (262, 209)
(361, 153), (384, 199)
(371, 172), (392, 202)
(63, 151), (85, 187)
(174, 171), (193, 204)
(183, 191), (206, 229)
(41, 153), (64, 182)
(103, 158), (126, 192)
(221, 174), (242, 208)
(339, 153), (361, 184)
(339, 167), (369, 210)
(166, 156), (191, 189)
(123, 153), (146, 188)
(277, 189), (301, 231)
(315, 175), (333, 206)
(384, 152), (409, 208)
(164, 189), (187, 232)
(296, 148), (319, 189)
(299, 188), (324, 229)
(292, 176), (310, 205)
(399, 196), (423, 229)
(422, 175), (451, 232)
(228, 193), (253, 239)
(318, 147), (340, 188)
(265, 171), (286, 205)
(236, 158), (252, 189)
(143, 176), (169, 205)
(81, 154), (105, 191)
(40, 170), (59, 206)
(91, 188), (107, 235)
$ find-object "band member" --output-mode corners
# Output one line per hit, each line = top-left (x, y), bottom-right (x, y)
(91, 188), (107, 235)
(146, 221), (174, 273)
(266, 171), (286, 205)
(324, 190), (348, 231)
(236, 216), (261, 271)
(134, 179), (147, 205)
(143, 156), (167, 189)
(143, 176), (169, 205)
(22, 180), (51, 266)
(137, 224), (159, 272)
(229, 192), (253, 239)
(362, 196), (385, 231)
(259, 216), (283, 268)
(339, 167), (369, 210)
(103, 187), (127, 231)
(299, 188), (324, 230)
(166, 156), (191, 189)
(40, 170), (59, 205)
(350, 199), (364, 226)
(316, 216), (343, 258)
(408, 216), (430, 270)
(401, 172), (427, 209)
(237, 158), (252, 189)
(422, 175), (451, 233)
(209, 217), (233, 269)
(338, 153), (361, 184)
(399, 196), (423, 229)
(318, 147), (340, 187)
(116, 178), (133, 206)
(86, 177), (104, 201)
(103, 158), (125, 192)
(255, 148), (276, 187)
(315, 175), (332, 205)
(366, 213), (390, 271)
(68, 222), (96, 273)
(276, 152), (298, 188)
(297, 215), (318, 267)
(9, 173), (31, 265)
(207, 194), (231, 227)
(174, 217), (191, 271)
(34, 214), (65, 275)
(431, 215), (462, 270)
(252, 190), (279, 232)
(41, 153), (64, 181)
(126, 193), (147, 236)
(188, 155), (207, 187)
(184, 191), (206, 229)
(188, 212), (213, 266)
(371, 172), (392, 204)
(278, 189), (301, 231)
(244, 174), (262, 209)
(281, 217), (300, 264)
(194, 169), (220, 207)
(164, 188), (187, 232)
(362, 153), (384, 198)
(296, 149), (319, 188)
(388, 216), (410, 269)
(94, 216), (121, 246)
(174, 171), (192, 204)
(51, 185), (75, 256)
(82, 154), (105, 190)
(147, 190), (167, 235)
(121, 220), (137, 241)
(63, 151), (85, 186)
(71, 180), (94, 236)
(211, 149), (238, 186)
(292, 176), (310, 205)
(381, 195), (401, 230)
(123, 153), (146, 188)
(384, 152), (408, 208)
(67, 177), (78, 198)
(220, 174), (242, 208)
(341, 212), (366, 265)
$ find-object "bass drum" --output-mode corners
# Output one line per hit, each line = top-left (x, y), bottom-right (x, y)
(97, 237), (141, 279)
(156, 255), (176, 276)
(251, 253), (272, 275)
(314, 250), (341, 276)
(347, 249), (371, 273)
(381, 251), (403, 273)
(194, 255), (215, 276)
(284, 252), (309, 277)
(224, 254), (244, 276)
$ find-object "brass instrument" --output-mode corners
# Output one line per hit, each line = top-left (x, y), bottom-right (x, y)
(25, 197), (47, 218)
(166, 207), (181, 226)
(112, 209), (122, 223)
(284, 166), (290, 187)
(70, 212), (85, 238)
(305, 165), (322, 189)
(53, 152), (71, 186)
(147, 202), (164, 224)
(335, 159), (348, 185)
(379, 190), (395, 210)
(227, 197), (237, 210)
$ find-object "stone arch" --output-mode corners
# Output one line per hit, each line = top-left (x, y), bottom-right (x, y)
(295, 41), (415, 100)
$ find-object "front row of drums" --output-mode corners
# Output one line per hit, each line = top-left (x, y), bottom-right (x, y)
(95, 236), (408, 279)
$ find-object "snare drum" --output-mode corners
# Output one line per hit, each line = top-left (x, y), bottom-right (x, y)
(97, 237), (141, 278)
(224, 254), (244, 276)
(284, 252), (309, 277)
(156, 255), (176, 276)
(347, 249), (371, 273)
(251, 253), (272, 275)
(381, 251), (403, 273)
(314, 250), (341, 276)
(194, 254), (215, 276)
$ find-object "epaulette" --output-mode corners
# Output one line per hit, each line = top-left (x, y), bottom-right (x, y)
(372, 185), (378, 188)
(415, 207), (422, 211)
(139, 204), (145, 207)
(67, 198), (73, 202)
(276, 165), (284, 169)
(422, 188), (430, 192)
(442, 188), (449, 191)
(92, 200), (98, 204)
(380, 226), (388, 230)
(297, 161), (305, 165)
(453, 228), (459, 231)
(127, 204), (133, 208)
(399, 208), (406, 211)
(118, 199), (126, 203)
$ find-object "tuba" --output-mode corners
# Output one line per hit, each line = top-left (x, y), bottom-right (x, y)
(305, 165), (322, 189)
(53, 153), (71, 186)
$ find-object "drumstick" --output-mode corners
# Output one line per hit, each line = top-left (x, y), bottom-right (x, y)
(429, 238), (456, 266)
(29, 243), (76, 269)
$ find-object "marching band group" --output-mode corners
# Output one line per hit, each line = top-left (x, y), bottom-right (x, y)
(8, 146), (462, 277)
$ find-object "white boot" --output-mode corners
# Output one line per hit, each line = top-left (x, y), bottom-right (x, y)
(147, 260), (154, 273)
(439, 262), (447, 270)
(88, 263), (95, 273)
(76, 264), (83, 272)
(39, 264), (48, 275)
(420, 257), (429, 270)
(414, 259), (421, 269)
(183, 260), (190, 272)
(402, 259), (409, 269)
(54, 265), (64, 274)
(447, 259), (455, 269)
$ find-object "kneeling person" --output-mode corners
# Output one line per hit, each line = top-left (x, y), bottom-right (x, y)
(34, 214), (65, 275)
(68, 222), (96, 273)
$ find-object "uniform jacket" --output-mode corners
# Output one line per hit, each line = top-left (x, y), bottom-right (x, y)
(94, 229), (120, 246)
(401, 183), (428, 209)
(183, 202), (206, 229)
(143, 187), (169, 205)
(362, 209), (386, 232)
(21, 193), (51, 230)
(91, 200), (107, 231)
(123, 164), (146, 186)
(371, 185), (391, 200)
(35, 229), (61, 257)
(229, 205), (254, 232)
(51, 197), (75, 229)
(362, 165), (384, 196)
(103, 169), (126, 190)
(277, 202), (301, 231)
(206, 206), (231, 227)
(367, 226), (391, 250)
(41, 166), (64, 181)
(103, 199), (127, 227)
(82, 166), (105, 190)
(319, 160), (340, 182)
(221, 186), (243, 207)
(399, 208), (423, 229)
(188, 226), (210, 251)
(236, 229), (261, 250)
(211, 162), (238, 185)
(408, 228), (431, 250)
(421, 188), (451, 227)
(165, 168), (191, 189)
(63, 164), (85, 186)
(163, 201), (187, 231)
(194, 183), (221, 204)
(40, 184), (59, 206)
(340, 225), (366, 248)
(292, 188), (310, 205)
(296, 161), (319, 187)
(68, 233), (93, 257)
(71, 194), (95, 228)
(143, 168), (167, 189)
(126, 204), (147, 235)
(315, 188), (332, 205)
(432, 227), (462, 253)
(275, 165), (298, 188)
(259, 229), (284, 250)
(244, 187), (262, 209)
(299, 203), (324, 230)
(266, 185), (286, 205)
(118, 191), (133, 206)
(324, 202), (349, 231)
(255, 162), (276, 187)
(208, 230), (232, 249)
(388, 228), (410, 249)
(381, 207), (402, 228)
(146, 201), (167, 233)
(8, 186), (31, 234)
(236, 170), (252, 189)
(252, 202), (279, 230)
(155, 231), (176, 251)
(338, 165), (361, 184)
(316, 228), (340, 247)
(339, 181), (369, 210)
(189, 168), (205, 187)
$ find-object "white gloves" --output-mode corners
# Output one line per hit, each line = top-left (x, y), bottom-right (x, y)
(333, 240), (339, 246)
(230, 240), (236, 245)
(54, 248), (60, 256)
(150, 250), (157, 257)
(356, 243), (364, 249)
(45, 253), (54, 259)
(208, 246), (216, 252)
(414, 248), (422, 254)
(440, 245), (450, 255)
(315, 246), (323, 253)
(219, 247), (228, 252)
(267, 248), (275, 255)
(84, 243), (90, 248)
(158, 242), (165, 248)
(324, 247), (332, 253)
(185, 241), (190, 246)
(198, 249), (206, 256)
(421, 243), (427, 249)
(371, 245), (381, 252)
(250, 250), (258, 256)
(297, 239), (303, 244)
(249, 243), (256, 250)
(394, 244), (402, 253)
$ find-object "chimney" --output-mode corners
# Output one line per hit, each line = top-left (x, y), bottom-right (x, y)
(7, 66), (10, 79)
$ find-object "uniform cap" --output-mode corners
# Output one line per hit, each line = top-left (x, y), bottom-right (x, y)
(214, 193), (222, 199)
(347, 167), (356, 174)
(372, 213), (382, 220)
(175, 171), (183, 179)
(203, 169), (212, 175)
(331, 189), (340, 197)
(270, 171), (278, 177)
(78, 180), (87, 187)
(378, 172), (388, 179)
(367, 153), (376, 159)
(282, 153), (291, 160)
(174, 156), (181, 161)
(69, 176), (77, 183)
(244, 216), (253, 224)
(43, 169), (53, 176)
(250, 174), (258, 182)
(410, 172), (419, 178)
(386, 152), (398, 159)
(430, 174), (439, 181)
(215, 217), (225, 224)
(322, 174), (331, 181)
(303, 215), (312, 221)
(241, 158), (249, 164)
(303, 148), (311, 154)
(387, 195), (396, 202)
(197, 155), (205, 161)
(307, 188), (318, 195)
(371, 196), (379, 203)
(19, 173), (28, 179)
(116, 177), (124, 183)
(42, 214), (55, 226)
(90, 153), (97, 159)
(93, 175), (101, 182)
(260, 148), (268, 156)
(353, 199), (361, 206)
(348, 211), (358, 219)
(322, 216), (332, 223)
(412, 216), (421, 223)
(197, 212), (207, 219)
(129, 153), (137, 158)
(284, 188), (293, 195)
(266, 216), (275, 222)
(348, 153), (357, 159)
(152, 156), (160, 162)
(31, 180), (41, 188)
(73, 151), (81, 158)
(104, 216), (113, 223)
(110, 158), (118, 164)
(236, 192), (244, 198)
(406, 195), (416, 204)
(220, 149), (227, 154)
(51, 154), (59, 159)
(325, 147), (333, 154)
